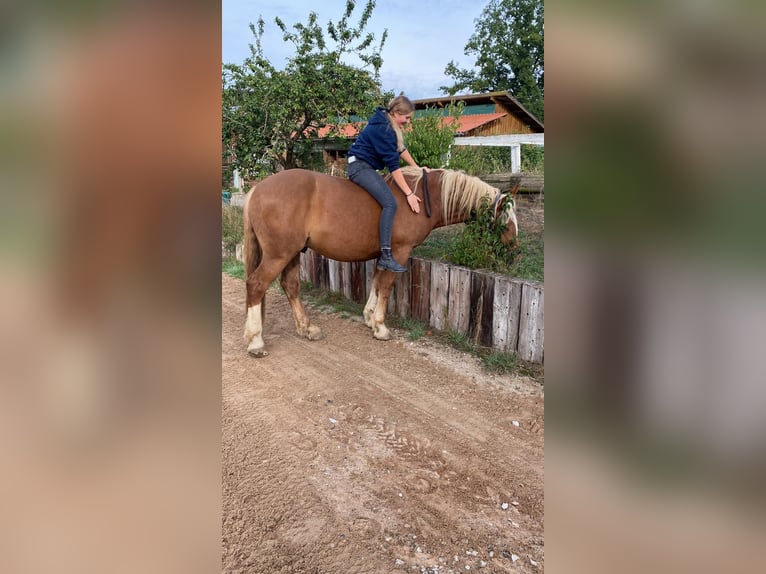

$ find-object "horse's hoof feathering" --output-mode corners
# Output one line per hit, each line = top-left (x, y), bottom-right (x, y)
(373, 326), (391, 341)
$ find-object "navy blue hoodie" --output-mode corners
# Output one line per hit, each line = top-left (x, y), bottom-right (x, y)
(348, 107), (403, 173)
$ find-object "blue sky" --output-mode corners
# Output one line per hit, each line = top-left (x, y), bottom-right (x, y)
(222, 0), (487, 100)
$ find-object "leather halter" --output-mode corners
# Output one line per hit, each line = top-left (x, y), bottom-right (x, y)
(491, 191), (505, 218)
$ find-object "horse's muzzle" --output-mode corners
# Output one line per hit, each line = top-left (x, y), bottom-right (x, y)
(501, 224), (519, 247)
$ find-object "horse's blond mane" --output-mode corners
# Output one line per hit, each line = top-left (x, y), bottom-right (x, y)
(387, 166), (499, 220)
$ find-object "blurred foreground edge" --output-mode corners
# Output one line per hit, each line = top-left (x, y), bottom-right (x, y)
(1, 4), (221, 574)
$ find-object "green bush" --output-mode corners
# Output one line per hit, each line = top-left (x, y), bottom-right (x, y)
(448, 202), (520, 273)
(407, 102), (464, 168)
(222, 162), (236, 189)
(411, 202), (544, 281)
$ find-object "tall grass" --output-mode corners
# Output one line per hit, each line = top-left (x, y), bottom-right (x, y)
(222, 204), (243, 251)
(222, 258), (245, 280)
(448, 145), (544, 175)
(509, 230), (544, 282)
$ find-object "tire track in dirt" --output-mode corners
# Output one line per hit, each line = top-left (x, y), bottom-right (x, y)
(222, 273), (544, 573)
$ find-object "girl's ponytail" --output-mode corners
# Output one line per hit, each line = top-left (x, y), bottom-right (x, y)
(386, 95), (414, 153)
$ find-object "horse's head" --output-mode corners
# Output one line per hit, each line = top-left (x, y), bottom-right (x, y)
(491, 185), (520, 247)
(409, 168), (520, 248)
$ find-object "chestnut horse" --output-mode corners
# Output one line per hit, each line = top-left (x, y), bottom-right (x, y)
(242, 166), (518, 357)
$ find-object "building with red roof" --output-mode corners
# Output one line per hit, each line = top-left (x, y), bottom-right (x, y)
(316, 91), (543, 171)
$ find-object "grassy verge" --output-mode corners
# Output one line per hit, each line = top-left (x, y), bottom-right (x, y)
(299, 282), (364, 318)
(222, 258), (245, 280)
(509, 230), (544, 282)
(299, 281), (542, 381)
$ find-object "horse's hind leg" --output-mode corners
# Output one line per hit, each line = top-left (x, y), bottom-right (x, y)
(363, 269), (380, 328)
(244, 258), (286, 357)
(281, 254), (323, 341)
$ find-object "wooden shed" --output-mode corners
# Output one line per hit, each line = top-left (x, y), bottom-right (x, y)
(313, 90), (544, 169)
(412, 91), (544, 137)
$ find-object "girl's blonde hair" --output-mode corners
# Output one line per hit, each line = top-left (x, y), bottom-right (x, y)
(386, 95), (414, 152)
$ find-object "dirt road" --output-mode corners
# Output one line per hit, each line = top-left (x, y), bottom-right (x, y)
(222, 273), (544, 573)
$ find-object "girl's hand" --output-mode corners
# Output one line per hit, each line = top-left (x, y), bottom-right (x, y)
(407, 193), (421, 214)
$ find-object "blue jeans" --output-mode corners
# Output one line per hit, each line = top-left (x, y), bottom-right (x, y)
(347, 159), (397, 250)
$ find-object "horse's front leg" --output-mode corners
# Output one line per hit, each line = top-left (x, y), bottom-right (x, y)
(281, 255), (323, 341)
(370, 271), (396, 340)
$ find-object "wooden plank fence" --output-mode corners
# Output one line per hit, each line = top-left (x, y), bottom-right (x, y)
(479, 173), (544, 194)
(226, 243), (544, 363)
(298, 249), (544, 364)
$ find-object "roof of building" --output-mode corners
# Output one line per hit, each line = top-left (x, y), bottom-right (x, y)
(313, 113), (507, 139)
(442, 112), (508, 135)
(313, 123), (365, 138)
(310, 91), (543, 140)
(413, 91), (544, 132)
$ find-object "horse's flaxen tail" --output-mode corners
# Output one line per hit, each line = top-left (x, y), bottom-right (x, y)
(242, 190), (264, 321)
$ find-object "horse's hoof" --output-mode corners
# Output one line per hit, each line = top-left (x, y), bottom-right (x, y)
(307, 325), (324, 341)
(373, 327), (391, 341)
(247, 347), (269, 358)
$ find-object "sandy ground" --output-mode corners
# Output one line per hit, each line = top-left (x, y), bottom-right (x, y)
(222, 272), (544, 573)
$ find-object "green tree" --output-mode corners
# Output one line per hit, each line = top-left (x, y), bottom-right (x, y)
(405, 101), (464, 168)
(442, 0), (544, 121)
(222, 0), (387, 178)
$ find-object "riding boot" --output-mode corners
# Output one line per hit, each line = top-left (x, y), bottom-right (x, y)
(377, 248), (407, 273)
